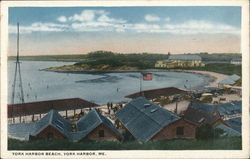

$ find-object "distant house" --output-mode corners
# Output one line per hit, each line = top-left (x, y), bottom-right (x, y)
(230, 58), (241, 65)
(116, 97), (196, 142)
(74, 109), (123, 141)
(155, 55), (205, 68)
(218, 74), (241, 87)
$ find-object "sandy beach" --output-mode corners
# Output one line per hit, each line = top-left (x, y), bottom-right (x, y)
(177, 70), (229, 87)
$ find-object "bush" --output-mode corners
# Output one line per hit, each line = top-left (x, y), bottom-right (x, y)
(196, 124), (224, 139)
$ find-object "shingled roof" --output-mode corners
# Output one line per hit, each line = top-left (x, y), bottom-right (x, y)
(183, 101), (242, 126)
(183, 102), (219, 126)
(8, 98), (99, 118)
(116, 97), (180, 142)
(30, 109), (72, 138)
(8, 110), (72, 140)
(125, 87), (187, 100)
(73, 109), (122, 141)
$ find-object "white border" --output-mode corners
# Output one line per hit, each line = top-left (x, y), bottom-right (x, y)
(1, 1), (249, 158)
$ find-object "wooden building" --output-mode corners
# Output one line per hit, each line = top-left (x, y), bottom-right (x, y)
(75, 109), (123, 141)
(29, 110), (72, 140)
(8, 109), (123, 141)
(116, 97), (196, 142)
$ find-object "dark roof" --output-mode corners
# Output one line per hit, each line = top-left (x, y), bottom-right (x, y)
(8, 110), (72, 140)
(215, 124), (241, 136)
(169, 55), (202, 60)
(183, 101), (242, 125)
(116, 97), (180, 142)
(125, 87), (187, 100)
(8, 98), (99, 118)
(30, 109), (72, 138)
(74, 109), (122, 141)
(225, 117), (241, 133)
(189, 101), (241, 116)
(183, 103), (219, 126)
(216, 101), (242, 116)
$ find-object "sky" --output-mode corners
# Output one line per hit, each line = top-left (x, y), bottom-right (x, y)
(8, 7), (241, 56)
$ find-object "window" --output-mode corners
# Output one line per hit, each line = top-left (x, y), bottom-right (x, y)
(98, 130), (105, 137)
(47, 132), (54, 139)
(176, 127), (184, 136)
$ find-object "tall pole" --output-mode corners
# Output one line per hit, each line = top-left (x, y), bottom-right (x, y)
(139, 72), (142, 93)
(11, 22), (25, 122)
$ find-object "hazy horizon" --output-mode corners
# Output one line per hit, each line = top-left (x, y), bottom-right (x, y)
(8, 7), (241, 56)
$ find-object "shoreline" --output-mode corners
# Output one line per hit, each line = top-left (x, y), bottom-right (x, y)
(42, 68), (228, 88)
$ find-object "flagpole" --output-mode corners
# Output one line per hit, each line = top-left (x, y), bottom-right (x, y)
(140, 72), (142, 93)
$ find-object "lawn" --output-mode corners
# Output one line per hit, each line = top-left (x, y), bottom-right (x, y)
(8, 137), (241, 150)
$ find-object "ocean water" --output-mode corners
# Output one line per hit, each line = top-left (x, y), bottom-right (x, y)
(7, 61), (212, 105)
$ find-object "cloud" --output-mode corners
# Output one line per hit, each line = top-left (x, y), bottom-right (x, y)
(57, 16), (67, 22)
(163, 20), (240, 34)
(165, 17), (171, 22)
(9, 22), (68, 34)
(144, 14), (160, 22)
(8, 9), (240, 36)
(68, 10), (98, 22)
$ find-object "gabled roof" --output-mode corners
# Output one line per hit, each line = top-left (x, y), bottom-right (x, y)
(169, 55), (202, 60)
(30, 109), (72, 138)
(215, 124), (241, 136)
(74, 109), (122, 141)
(225, 117), (241, 133)
(183, 102), (219, 126)
(183, 101), (242, 125)
(125, 87), (187, 100)
(8, 110), (72, 140)
(116, 97), (180, 142)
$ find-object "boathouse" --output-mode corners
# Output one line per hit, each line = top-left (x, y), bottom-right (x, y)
(116, 97), (196, 142)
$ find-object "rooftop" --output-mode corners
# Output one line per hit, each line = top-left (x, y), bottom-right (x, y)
(183, 101), (241, 125)
(116, 97), (180, 142)
(219, 74), (241, 85)
(125, 87), (187, 100)
(8, 98), (99, 118)
(74, 109), (122, 141)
